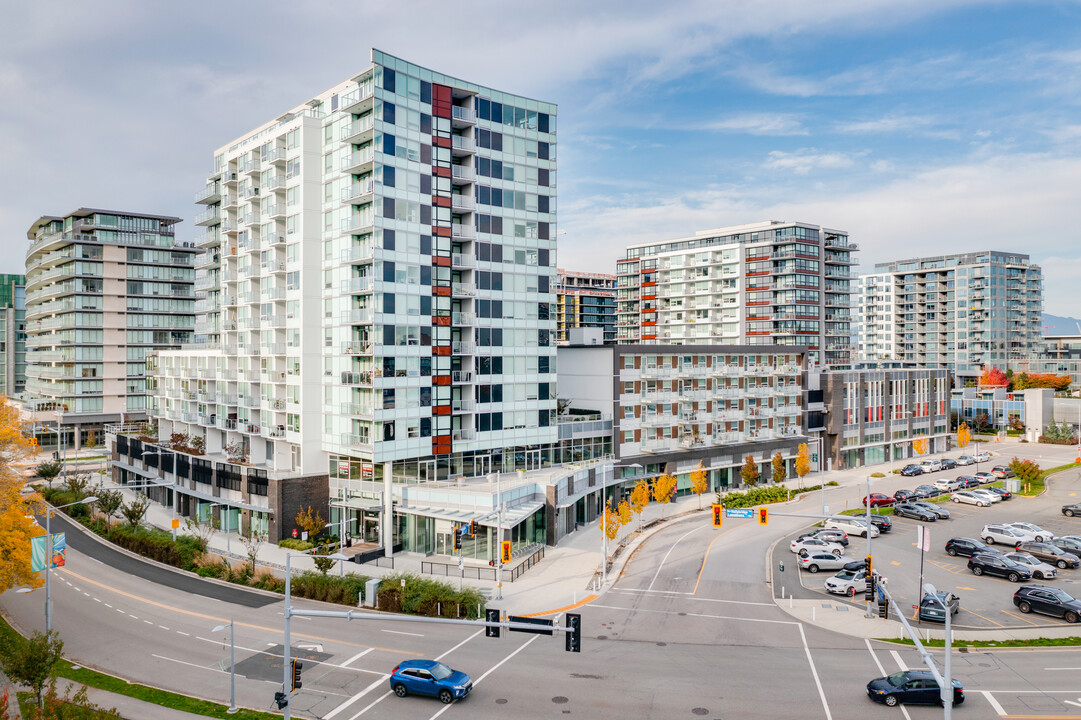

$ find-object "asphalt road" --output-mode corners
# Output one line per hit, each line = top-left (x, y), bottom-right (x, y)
(4, 441), (1081, 719)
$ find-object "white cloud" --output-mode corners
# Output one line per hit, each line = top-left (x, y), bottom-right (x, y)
(695, 113), (808, 136)
(762, 149), (863, 174)
(835, 114), (938, 134)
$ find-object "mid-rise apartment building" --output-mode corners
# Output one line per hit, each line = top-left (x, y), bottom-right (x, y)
(615, 221), (856, 368)
(555, 269), (615, 344)
(138, 50), (567, 547)
(25, 209), (195, 449)
(858, 251), (1043, 376)
(559, 343), (808, 492)
(0, 274), (26, 397)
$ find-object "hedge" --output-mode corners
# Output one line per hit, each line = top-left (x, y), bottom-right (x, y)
(277, 538), (315, 551)
(376, 573), (486, 619)
(716, 482), (831, 509)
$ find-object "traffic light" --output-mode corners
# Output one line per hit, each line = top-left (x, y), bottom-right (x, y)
(501, 540), (512, 564)
(454, 525), (462, 551)
(485, 608), (500, 637)
(864, 554), (873, 577)
(470, 519), (478, 536)
(291, 659), (303, 692)
(878, 597), (889, 619)
(274, 691), (288, 709)
(865, 572), (876, 603)
(712, 504), (723, 528)
(757, 507), (769, 525)
(565, 613), (581, 653)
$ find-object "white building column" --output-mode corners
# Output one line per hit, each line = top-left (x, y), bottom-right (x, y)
(383, 461), (393, 557)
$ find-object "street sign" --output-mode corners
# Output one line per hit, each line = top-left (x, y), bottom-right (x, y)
(812, 453), (818, 462)
(171, 518), (180, 530)
(507, 615), (554, 636)
(725, 508), (754, 518)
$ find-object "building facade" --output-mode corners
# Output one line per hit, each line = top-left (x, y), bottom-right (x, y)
(0, 274), (26, 397)
(615, 221), (856, 368)
(555, 269), (615, 344)
(138, 50), (570, 546)
(858, 251), (1043, 375)
(25, 210), (195, 450)
(559, 343), (807, 493)
(818, 367), (951, 471)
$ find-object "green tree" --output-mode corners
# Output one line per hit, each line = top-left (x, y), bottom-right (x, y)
(0, 630), (63, 708)
(34, 461), (62, 488)
(121, 495), (151, 529)
(312, 540), (337, 575)
(27, 681), (122, 719)
(771, 452), (787, 484)
(241, 528), (267, 575)
(740, 455), (760, 487)
(1009, 457), (1042, 487)
(63, 471), (92, 501)
(95, 489), (124, 527)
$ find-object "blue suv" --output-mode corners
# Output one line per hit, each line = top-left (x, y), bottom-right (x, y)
(390, 660), (472, 704)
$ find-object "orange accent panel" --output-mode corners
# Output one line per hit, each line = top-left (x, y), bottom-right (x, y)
(432, 256), (451, 267)
(433, 286), (451, 297)
(432, 345), (451, 355)
(433, 226), (452, 237)
(433, 376), (451, 386)
(432, 316), (451, 327)
(433, 136), (451, 148)
(432, 166), (451, 178)
(642, 334), (657, 340)
(432, 405), (451, 416)
(432, 196), (451, 208)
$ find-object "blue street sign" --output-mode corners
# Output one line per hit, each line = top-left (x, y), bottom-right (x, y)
(725, 508), (754, 518)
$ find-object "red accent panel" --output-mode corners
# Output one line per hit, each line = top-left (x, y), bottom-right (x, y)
(432, 255), (451, 267)
(432, 196), (451, 208)
(432, 405), (451, 416)
(642, 307), (657, 313)
(642, 334), (657, 340)
(432, 166), (451, 178)
(432, 316), (451, 327)
(433, 136), (451, 148)
(433, 226), (452, 237)
(432, 84), (453, 118)
(432, 286), (451, 297)
(433, 375), (451, 386)
(432, 345), (451, 355)
(641, 294), (656, 300)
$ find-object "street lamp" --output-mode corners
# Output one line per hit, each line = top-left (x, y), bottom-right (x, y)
(42, 496), (98, 633)
(324, 521), (357, 577)
(864, 478), (875, 619)
(212, 618), (238, 714)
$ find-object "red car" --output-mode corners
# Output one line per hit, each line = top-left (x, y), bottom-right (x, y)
(863, 493), (895, 508)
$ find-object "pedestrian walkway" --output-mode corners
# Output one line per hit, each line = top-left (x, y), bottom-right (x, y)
(0, 667), (22, 720)
(60, 680), (233, 720)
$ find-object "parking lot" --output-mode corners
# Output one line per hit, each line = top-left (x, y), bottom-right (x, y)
(775, 464), (1081, 630)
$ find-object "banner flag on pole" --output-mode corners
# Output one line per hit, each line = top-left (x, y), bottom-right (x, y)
(30, 533), (66, 573)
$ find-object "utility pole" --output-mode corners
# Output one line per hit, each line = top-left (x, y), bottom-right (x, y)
(496, 472), (503, 601)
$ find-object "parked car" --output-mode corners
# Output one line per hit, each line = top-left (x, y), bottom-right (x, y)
(1052, 537), (1081, 556)
(973, 452), (992, 462)
(1004, 552), (1058, 580)
(939, 459), (957, 470)
(985, 486), (1012, 501)
(893, 503), (938, 522)
(791, 537), (844, 556)
(799, 528), (850, 546)
(862, 493), (895, 508)
(901, 464), (924, 477)
(920, 460), (943, 473)
(1017, 542), (1081, 569)
(867, 514), (892, 533)
(389, 660), (472, 704)
(952, 491), (991, 507)
(913, 484), (941, 499)
(968, 553), (1032, 582)
(799, 552), (851, 573)
(825, 568), (868, 596)
(956, 455), (975, 466)
(911, 500), (951, 519)
(991, 465), (1015, 479)
(1007, 522), (1053, 542)
(955, 475), (980, 489)
(945, 537), (1001, 558)
(970, 489), (1002, 504)
(981, 524), (1029, 547)
(1062, 503), (1081, 518)
(825, 516), (880, 538)
(918, 591), (960, 622)
(1014, 586), (1081, 623)
(933, 477), (963, 492)
(974, 471), (996, 483)
(893, 489), (917, 502)
(866, 670), (964, 707)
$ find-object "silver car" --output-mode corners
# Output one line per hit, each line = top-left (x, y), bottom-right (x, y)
(1004, 552), (1057, 580)
(798, 552), (850, 574)
(1007, 522), (1055, 542)
(912, 500), (950, 519)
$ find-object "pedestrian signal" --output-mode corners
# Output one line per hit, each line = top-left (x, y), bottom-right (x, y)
(712, 504), (723, 528)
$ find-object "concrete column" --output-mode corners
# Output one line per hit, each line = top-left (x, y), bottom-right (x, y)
(74, 424), (82, 451)
(383, 461), (393, 557)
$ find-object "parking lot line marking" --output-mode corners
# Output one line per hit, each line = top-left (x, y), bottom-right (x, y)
(956, 586), (976, 591)
(891, 560), (901, 565)
(982, 691), (1007, 716)
(963, 608), (1006, 627)
(1001, 610), (1039, 626)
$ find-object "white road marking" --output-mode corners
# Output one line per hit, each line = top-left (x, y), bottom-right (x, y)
(590, 604), (797, 625)
(128, 614), (138, 620)
(981, 691), (1007, 715)
(340, 649), (373, 668)
(798, 624), (832, 720)
(889, 649), (908, 671)
(380, 629), (423, 637)
(1045, 667), (1081, 670)
(158, 625), (169, 631)
(83, 592), (90, 597)
(93, 598), (100, 603)
(863, 640), (912, 720)
(428, 636), (541, 720)
(608, 588), (774, 605)
(1066, 699), (1081, 709)
(193, 635), (383, 676)
(143, 620), (153, 625)
(647, 525), (706, 591)
(436, 629), (483, 661)
(345, 690), (393, 720)
(151, 654), (279, 686)
(104, 603), (112, 608)
(176, 631), (190, 636)
(324, 675), (388, 720)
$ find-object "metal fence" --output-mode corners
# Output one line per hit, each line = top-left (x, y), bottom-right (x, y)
(420, 545), (546, 583)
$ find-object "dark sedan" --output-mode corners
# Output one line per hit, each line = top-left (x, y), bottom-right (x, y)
(1063, 503), (1081, 518)
(939, 458), (957, 470)
(912, 500), (951, 519)
(893, 489), (917, 503)
(955, 475), (980, 489)
(945, 537), (1001, 558)
(894, 503), (938, 521)
(913, 484), (941, 499)
(968, 553), (1032, 582)
(867, 670), (963, 707)
(1014, 586), (1081, 623)
(986, 486), (1011, 501)
(918, 591), (960, 622)
(901, 464), (924, 477)
(1017, 542), (1081, 569)
(1052, 537), (1081, 556)
(867, 514), (892, 532)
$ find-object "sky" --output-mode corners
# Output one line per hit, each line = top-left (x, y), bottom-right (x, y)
(2, 1), (1080, 315)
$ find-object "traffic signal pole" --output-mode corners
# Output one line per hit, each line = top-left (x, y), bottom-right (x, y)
(878, 582), (954, 718)
(282, 553), (292, 720)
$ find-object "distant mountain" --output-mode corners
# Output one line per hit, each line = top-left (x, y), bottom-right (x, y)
(1042, 313), (1081, 336)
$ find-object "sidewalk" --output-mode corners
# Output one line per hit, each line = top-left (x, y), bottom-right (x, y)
(1, 667), (21, 720)
(62, 680), (227, 720)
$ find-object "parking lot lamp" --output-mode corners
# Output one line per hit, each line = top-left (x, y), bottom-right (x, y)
(865, 477), (874, 619)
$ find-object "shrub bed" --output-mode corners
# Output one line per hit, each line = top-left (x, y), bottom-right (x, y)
(376, 573), (485, 619)
(717, 483), (827, 509)
(277, 538), (315, 551)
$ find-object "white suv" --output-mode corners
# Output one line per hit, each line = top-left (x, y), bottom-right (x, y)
(920, 460), (943, 473)
(1007, 522), (1054, 542)
(933, 477), (963, 492)
(824, 516), (880, 538)
(825, 568), (868, 596)
(982, 524), (1028, 547)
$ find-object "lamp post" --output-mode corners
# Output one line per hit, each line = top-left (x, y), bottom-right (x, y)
(607, 463), (643, 586)
(42, 496), (98, 633)
(864, 477), (875, 618)
(212, 618), (238, 714)
(324, 519), (358, 577)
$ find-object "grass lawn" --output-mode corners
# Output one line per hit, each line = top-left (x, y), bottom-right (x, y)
(0, 612), (280, 720)
(879, 635), (1081, 649)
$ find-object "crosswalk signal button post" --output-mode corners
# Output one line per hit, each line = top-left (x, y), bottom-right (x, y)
(757, 507), (769, 525)
(712, 504), (723, 528)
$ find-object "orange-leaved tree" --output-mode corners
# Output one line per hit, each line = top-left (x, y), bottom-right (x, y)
(629, 478), (651, 531)
(653, 473), (678, 519)
(616, 499), (632, 528)
(689, 462), (709, 509)
(956, 422), (971, 450)
(602, 501), (621, 542)
(794, 443), (811, 489)
(295, 505), (326, 540)
(0, 397), (45, 594)
(912, 437), (928, 456)
(740, 455), (760, 486)
(771, 452), (787, 484)
(979, 365), (1009, 388)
